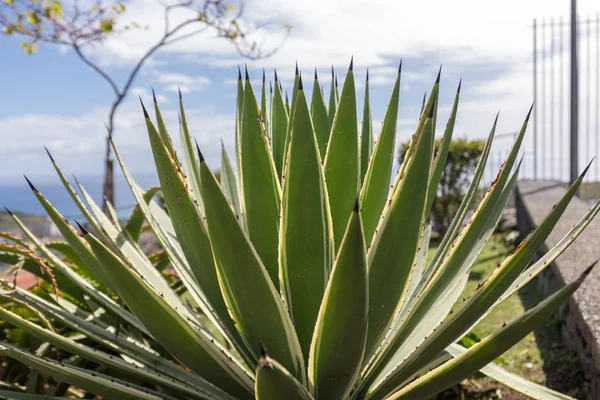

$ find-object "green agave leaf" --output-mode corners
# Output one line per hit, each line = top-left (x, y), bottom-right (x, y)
(470, 198), (600, 332)
(75, 179), (205, 331)
(389, 70), (439, 200)
(364, 95), (434, 360)
(141, 100), (234, 339)
(254, 351), (313, 400)
(0, 342), (175, 400)
(0, 306), (233, 400)
(365, 163), (521, 398)
(327, 66), (337, 132)
(199, 152), (305, 383)
(371, 159), (587, 398)
(426, 113), (496, 280)
(271, 71), (289, 178)
(0, 231), (28, 247)
(239, 71), (282, 287)
(178, 91), (205, 214)
(124, 186), (160, 242)
(425, 80), (461, 214)
(398, 224), (431, 316)
(43, 149), (107, 241)
(358, 108), (529, 396)
(283, 64), (301, 165)
(255, 348), (314, 400)
(220, 141), (243, 222)
(261, 69), (269, 141)
(152, 89), (180, 171)
(446, 343), (574, 400)
(308, 203), (368, 399)
(386, 266), (593, 400)
(360, 62), (401, 242)
(311, 69), (331, 157)
(324, 61), (359, 251)
(83, 230), (254, 398)
(24, 178), (115, 295)
(360, 69), (374, 182)
(235, 68), (244, 182)
(111, 140), (254, 366)
(7, 211), (148, 334)
(0, 285), (214, 392)
(279, 80), (334, 359)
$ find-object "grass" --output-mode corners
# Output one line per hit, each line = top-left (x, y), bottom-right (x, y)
(429, 234), (586, 400)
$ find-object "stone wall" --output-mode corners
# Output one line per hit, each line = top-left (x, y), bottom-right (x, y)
(516, 181), (600, 398)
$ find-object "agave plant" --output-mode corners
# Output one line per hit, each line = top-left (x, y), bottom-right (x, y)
(0, 59), (597, 400)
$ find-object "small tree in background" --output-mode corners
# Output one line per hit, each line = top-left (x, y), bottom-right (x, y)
(399, 138), (485, 238)
(0, 0), (290, 212)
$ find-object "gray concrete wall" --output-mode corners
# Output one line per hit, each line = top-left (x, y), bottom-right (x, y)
(516, 180), (600, 398)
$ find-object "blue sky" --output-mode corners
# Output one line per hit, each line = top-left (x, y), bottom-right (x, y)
(1, 0), (599, 213)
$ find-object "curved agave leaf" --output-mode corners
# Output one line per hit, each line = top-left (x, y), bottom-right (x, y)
(221, 141), (243, 222)
(324, 61), (359, 251)
(178, 91), (205, 214)
(357, 108), (528, 397)
(0, 342), (175, 400)
(328, 66), (338, 131)
(360, 62), (401, 242)
(7, 211), (147, 334)
(367, 161), (587, 399)
(255, 348), (314, 400)
(311, 69), (330, 157)
(261, 69), (270, 141)
(360, 69), (374, 182)
(385, 265), (594, 399)
(239, 71), (282, 287)
(83, 230), (254, 398)
(199, 152), (305, 383)
(0, 285), (214, 392)
(24, 179), (116, 295)
(446, 343), (575, 400)
(308, 203), (368, 399)
(0, 306), (233, 400)
(425, 81), (461, 215)
(271, 70), (289, 178)
(426, 113), (496, 281)
(364, 96), (434, 359)
(124, 186), (160, 241)
(111, 139), (256, 370)
(279, 80), (334, 358)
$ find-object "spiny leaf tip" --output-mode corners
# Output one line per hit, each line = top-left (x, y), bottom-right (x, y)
(23, 175), (37, 192)
(44, 146), (55, 162)
(75, 220), (88, 235)
(354, 196), (360, 212)
(195, 139), (205, 163)
(526, 102), (534, 121)
(298, 73), (303, 90)
(295, 61), (299, 75)
(4, 207), (13, 216)
(349, 56), (354, 71)
(436, 65), (442, 83)
(139, 96), (149, 118)
(151, 87), (157, 104)
(244, 64), (249, 81)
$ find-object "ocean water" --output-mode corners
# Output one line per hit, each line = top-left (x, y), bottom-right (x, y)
(0, 174), (160, 219)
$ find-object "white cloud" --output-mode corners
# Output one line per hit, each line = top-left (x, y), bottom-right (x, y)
(157, 73), (211, 93)
(0, 98), (234, 184)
